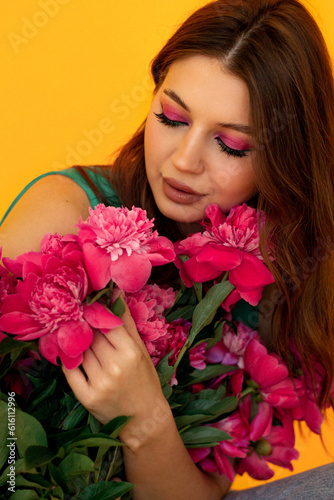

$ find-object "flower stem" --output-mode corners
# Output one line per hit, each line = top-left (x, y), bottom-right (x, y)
(86, 286), (111, 305)
(221, 271), (229, 282)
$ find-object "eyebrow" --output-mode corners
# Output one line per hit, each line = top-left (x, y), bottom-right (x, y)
(163, 88), (252, 135)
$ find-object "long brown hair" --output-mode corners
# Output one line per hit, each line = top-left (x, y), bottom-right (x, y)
(80, 0), (334, 408)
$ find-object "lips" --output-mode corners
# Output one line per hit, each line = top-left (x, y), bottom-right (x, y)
(162, 177), (204, 204)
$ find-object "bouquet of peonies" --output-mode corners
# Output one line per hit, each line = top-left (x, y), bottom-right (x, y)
(0, 202), (329, 499)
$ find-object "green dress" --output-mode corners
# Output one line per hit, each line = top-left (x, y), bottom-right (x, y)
(0, 167), (121, 225)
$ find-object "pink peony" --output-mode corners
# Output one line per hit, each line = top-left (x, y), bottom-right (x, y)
(76, 204), (175, 292)
(190, 409), (250, 482)
(175, 204), (274, 306)
(189, 395), (290, 482)
(148, 319), (191, 385)
(204, 322), (259, 392)
(206, 321), (260, 369)
(243, 338), (301, 408)
(124, 284), (175, 355)
(154, 319), (191, 366)
(214, 411), (251, 458)
(0, 251), (123, 369)
(189, 342), (207, 370)
(236, 409), (299, 480)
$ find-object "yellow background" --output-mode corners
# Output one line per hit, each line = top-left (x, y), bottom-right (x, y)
(0, 0), (333, 490)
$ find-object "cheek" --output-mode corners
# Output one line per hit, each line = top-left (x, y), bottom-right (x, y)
(145, 114), (164, 164)
(144, 118), (156, 171)
(212, 158), (257, 195)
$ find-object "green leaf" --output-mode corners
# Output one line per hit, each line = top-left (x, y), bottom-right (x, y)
(191, 320), (224, 350)
(15, 408), (47, 457)
(0, 336), (35, 356)
(48, 462), (70, 494)
(88, 414), (101, 434)
(15, 473), (50, 490)
(175, 396), (238, 428)
(8, 490), (40, 500)
(50, 487), (66, 500)
(62, 403), (88, 430)
(24, 445), (59, 469)
(185, 442), (224, 449)
(180, 426), (231, 446)
(189, 281), (234, 344)
(111, 296), (125, 318)
(66, 435), (122, 451)
(48, 425), (88, 449)
(155, 351), (175, 386)
(164, 286), (196, 317)
(100, 415), (133, 438)
(26, 378), (57, 410)
(170, 391), (192, 408)
(58, 453), (95, 480)
(77, 481), (134, 500)
(161, 383), (173, 400)
(165, 305), (195, 322)
(175, 413), (212, 428)
(19, 472), (50, 488)
(195, 386), (226, 400)
(178, 364), (238, 387)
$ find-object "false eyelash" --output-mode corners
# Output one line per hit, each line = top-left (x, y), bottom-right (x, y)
(154, 111), (188, 128)
(215, 137), (250, 158)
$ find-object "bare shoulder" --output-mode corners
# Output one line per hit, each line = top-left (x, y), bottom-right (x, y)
(0, 174), (91, 259)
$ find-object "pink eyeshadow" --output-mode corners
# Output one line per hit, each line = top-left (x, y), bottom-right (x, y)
(218, 133), (251, 150)
(162, 104), (189, 124)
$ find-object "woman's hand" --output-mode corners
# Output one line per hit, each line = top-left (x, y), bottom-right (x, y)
(62, 300), (172, 449)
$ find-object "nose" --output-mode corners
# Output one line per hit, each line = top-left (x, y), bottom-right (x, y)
(171, 127), (205, 174)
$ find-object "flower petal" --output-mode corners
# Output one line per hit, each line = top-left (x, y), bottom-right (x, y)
(250, 402), (273, 442)
(39, 332), (60, 365)
(229, 253), (274, 290)
(187, 447), (211, 463)
(83, 302), (123, 332)
(57, 320), (93, 357)
(0, 311), (45, 337)
(214, 447), (235, 482)
(110, 253), (152, 292)
(82, 242), (113, 290)
(196, 244), (243, 271)
(237, 451), (275, 480)
(58, 350), (83, 369)
(146, 236), (175, 264)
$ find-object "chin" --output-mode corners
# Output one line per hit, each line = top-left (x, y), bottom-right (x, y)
(158, 202), (200, 221)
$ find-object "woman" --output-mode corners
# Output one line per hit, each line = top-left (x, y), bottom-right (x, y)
(1, 1), (333, 498)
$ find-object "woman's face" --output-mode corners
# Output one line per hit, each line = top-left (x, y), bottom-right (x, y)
(144, 55), (257, 224)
